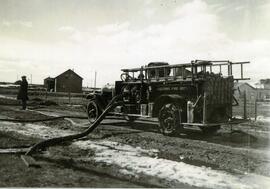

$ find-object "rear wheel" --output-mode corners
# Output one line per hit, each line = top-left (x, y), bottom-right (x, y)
(158, 103), (182, 136)
(87, 100), (100, 124)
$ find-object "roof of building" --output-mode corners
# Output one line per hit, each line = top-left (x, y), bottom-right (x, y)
(234, 82), (256, 90)
(55, 69), (83, 80)
(44, 77), (55, 81)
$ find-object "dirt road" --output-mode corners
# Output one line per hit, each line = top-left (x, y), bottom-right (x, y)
(0, 103), (270, 188)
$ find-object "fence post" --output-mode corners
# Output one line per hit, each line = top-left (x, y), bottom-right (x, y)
(69, 91), (71, 105)
(254, 98), (257, 121)
(243, 91), (247, 119)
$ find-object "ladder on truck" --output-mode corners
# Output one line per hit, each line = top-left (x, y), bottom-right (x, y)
(121, 60), (250, 82)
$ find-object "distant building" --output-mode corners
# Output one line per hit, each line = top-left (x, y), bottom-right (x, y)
(233, 82), (257, 118)
(44, 69), (83, 93)
(256, 79), (270, 101)
(257, 88), (270, 101)
(44, 77), (55, 92)
(234, 82), (257, 101)
(260, 79), (270, 89)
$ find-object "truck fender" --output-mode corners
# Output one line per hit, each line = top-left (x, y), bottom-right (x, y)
(86, 94), (94, 100)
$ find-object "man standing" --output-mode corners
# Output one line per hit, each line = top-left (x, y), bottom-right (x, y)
(17, 76), (29, 110)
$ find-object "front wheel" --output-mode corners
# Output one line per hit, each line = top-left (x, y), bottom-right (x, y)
(158, 103), (182, 136)
(87, 100), (100, 124)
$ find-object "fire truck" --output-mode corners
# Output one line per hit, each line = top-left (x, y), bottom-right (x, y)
(86, 60), (249, 135)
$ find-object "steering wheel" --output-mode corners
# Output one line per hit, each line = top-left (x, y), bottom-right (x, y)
(120, 72), (132, 81)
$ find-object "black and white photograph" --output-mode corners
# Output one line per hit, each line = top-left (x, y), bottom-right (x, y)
(0, 0), (269, 188)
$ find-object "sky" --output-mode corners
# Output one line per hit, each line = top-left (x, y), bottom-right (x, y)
(0, 0), (269, 87)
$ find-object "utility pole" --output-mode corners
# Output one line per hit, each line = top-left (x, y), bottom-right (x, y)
(94, 71), (97, 88)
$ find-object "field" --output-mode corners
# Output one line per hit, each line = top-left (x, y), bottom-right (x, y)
(0, 86), (270, 188)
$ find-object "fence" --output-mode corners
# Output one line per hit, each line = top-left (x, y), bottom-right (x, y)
(233, 91), (270, 120)
(0, 87), (88, 105)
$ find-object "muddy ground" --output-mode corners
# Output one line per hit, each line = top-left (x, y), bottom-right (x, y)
(0, 97), (270, 188)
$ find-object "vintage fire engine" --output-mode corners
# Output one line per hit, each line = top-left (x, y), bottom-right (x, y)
(86, 60), (249, 135)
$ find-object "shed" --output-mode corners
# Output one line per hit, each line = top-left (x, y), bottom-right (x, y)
(44, 77), (55, 92)
(54, 69), (83, 93)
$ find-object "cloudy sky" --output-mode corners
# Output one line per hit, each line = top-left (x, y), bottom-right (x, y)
(0, 0), (269, 87)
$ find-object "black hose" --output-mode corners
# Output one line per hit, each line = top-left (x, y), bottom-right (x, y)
(25, 95), (123, 156)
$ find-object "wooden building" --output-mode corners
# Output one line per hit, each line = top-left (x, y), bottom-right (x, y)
(44, 69), (83, 93)
(233, 82), (257, 118)
(257, 79), (270, 101)
(44, 77), (55, 92)
(234, 82), (257, 101)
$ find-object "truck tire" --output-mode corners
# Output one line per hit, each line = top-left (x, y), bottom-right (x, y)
(158, 103), (182, 136)
(87, 100), (100, 124)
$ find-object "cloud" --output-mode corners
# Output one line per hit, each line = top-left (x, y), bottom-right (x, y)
(19, 21), (32, 28)
(97, 22), (130, 34)
(58, 26), (77, 33)
(1, 20), (32, 28)
(2, 21), (11, 27)
(0, 0), (269, 86)
(58, 26), (83, 42)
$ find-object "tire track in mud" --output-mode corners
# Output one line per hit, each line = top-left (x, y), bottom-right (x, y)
(0, 121), (269, 188)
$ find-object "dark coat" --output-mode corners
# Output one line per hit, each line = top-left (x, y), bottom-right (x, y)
(17, 79), (29, 101)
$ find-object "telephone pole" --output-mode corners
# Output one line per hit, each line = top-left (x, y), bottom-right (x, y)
(94, 71), (97, 88)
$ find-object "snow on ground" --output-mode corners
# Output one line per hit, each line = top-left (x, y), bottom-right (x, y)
(0, 121), (270, 188)
(257, 116), (270, 123)
(28, 110), (62, 117)
(0, 122), (75, 139)
(74, 140), (270, 189)
(0, 84), (19, 88)
(64, 118), (89, 127)
(0, 95), (16, 100)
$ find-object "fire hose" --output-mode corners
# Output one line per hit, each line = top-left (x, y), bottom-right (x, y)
(25, 95), (123, 155)
(0, 95), (122, 160)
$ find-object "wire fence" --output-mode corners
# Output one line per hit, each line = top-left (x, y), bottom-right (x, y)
(233, 92), (270, 120)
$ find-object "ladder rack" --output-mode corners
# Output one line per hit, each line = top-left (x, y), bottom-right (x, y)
(121, 60), (250, 82)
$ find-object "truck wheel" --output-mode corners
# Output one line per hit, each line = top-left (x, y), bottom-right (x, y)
(158, 103), (181, 136)
(87, 100), (100, 124)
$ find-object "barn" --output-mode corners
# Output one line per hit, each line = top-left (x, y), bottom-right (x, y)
(44, 69), (83, 93)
